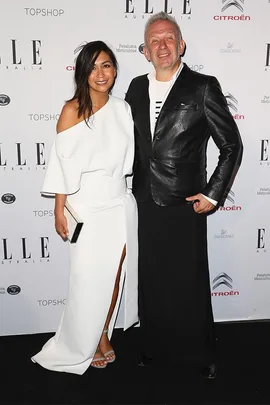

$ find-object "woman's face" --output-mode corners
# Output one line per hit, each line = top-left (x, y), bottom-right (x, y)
(88, 51), (116, 96)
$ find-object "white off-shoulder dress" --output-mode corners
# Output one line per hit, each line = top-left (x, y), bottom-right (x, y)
(31, 96), (138, 375)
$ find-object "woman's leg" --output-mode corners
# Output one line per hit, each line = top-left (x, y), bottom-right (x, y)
(91, 245), (126, 365)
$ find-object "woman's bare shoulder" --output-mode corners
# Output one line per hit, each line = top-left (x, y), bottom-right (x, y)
(56, 99), (81, 134)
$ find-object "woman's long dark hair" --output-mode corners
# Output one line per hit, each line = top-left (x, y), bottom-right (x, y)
(68, 41), (118, 121)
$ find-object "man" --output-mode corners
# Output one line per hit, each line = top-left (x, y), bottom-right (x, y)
(125, 12), (242, 378)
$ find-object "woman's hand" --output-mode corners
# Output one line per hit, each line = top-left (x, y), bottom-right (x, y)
(55, 213), (69, 239)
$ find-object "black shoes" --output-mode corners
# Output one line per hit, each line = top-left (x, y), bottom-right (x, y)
(137, 353), (153, 366)
(137, 353), (217, 379)
(200, 363), (217, 379)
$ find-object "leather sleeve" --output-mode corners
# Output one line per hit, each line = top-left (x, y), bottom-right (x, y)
(201, 76), (243, 202)
(124, 79), (138, 176)
(124, 79), (134, 106)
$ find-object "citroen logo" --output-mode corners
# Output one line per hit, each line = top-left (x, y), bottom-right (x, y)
(225, 92), (238, 112)
(212, 273), (233, 289)
(226, 190), (235, 204)
(222, 0), (244, 13)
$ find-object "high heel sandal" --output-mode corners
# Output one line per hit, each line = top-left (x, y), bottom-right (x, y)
(102, 329), (116, 363)
(90, 351), (107, 369)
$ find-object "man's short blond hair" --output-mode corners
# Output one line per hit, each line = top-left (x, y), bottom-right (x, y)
(144, 11), (182, 44)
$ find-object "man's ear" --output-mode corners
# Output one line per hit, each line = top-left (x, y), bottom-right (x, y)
(179, 39), (186, 56)
(143, 45), (151, 62)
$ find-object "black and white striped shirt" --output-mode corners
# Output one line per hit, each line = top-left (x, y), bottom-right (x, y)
(148, 62), (183, 137)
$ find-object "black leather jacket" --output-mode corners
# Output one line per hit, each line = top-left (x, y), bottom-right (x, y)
(125, 64), (243, 206)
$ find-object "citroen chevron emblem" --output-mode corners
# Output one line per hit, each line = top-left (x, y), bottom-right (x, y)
(222, 0), (244, 13)
(225, 92), (238, 112)
(226, 189), (235, 204)
(212, 272), (233, 289)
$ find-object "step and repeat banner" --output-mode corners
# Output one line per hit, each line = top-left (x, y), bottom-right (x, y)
(0, 0), (270, 336)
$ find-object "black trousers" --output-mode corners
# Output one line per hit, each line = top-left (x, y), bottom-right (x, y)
(137, 198), (215, 366)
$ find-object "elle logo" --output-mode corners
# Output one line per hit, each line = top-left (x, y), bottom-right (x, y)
(260, 140), (269, 164)
(125, 0), (191, 16)
(257, 229), (266, 252)
(1, 237), (50, 264)
(0, 39), (42, 65)
(265, 43), (270, 68)
(0, 142), (46, 169)
(125, 0), (173, 14)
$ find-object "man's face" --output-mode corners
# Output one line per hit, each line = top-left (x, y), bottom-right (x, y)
(144, 20), (185, 72)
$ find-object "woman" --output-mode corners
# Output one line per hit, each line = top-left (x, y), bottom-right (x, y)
(31, 41), (138, 374)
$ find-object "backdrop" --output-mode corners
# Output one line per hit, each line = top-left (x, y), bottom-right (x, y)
(0, 0), (270, 336)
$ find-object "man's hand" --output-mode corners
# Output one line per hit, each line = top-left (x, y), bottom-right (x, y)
(186, 193), (214, 214)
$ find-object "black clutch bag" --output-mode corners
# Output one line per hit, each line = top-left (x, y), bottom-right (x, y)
(64, 201), (84, 243)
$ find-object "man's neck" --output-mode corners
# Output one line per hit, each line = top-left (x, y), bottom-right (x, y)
(155, 60), (181, 82)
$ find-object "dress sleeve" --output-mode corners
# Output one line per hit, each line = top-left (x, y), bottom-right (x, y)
(41, 139), (82, 196)
(41, 141), (67, 195)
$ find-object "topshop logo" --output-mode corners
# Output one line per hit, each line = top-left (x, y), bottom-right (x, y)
(212, 272), (233, 289)
(24, 8), (64, 17)
(221, 0), (244, 13)
(0, 94), (10, 106)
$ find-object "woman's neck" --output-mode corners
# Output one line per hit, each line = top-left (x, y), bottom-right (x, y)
(90, 93), (109, 111)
